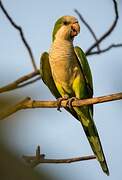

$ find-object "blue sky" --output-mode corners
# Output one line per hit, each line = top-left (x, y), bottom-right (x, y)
(0, 0), (122, 179)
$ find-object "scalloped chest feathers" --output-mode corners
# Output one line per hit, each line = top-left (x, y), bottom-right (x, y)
(49, 40), (79, 85)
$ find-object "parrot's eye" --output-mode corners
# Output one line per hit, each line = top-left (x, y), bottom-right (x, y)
(63, 21), (69, 25)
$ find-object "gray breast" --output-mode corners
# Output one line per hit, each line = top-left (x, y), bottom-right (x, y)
(49, 39), (78, 86)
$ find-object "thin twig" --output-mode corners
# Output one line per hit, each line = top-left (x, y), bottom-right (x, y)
(0, 0), (37, 71)
(0, 92), (122, 120)
(0, 70), (40, 93)
(23, 146), (96, 167)
(74, 9), (100, 51)
(87, 43), (122, 56)
(18, 76), (41, 88)
(86, 0), (119, 55)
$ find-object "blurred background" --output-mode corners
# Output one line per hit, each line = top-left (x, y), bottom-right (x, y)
(0, 0), (122, 179)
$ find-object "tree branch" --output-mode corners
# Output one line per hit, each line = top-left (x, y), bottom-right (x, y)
(0, 70), (40, 93)
(74, 9), (100, 51)
(0, 92), (122, 120)
(86, 0), (119, 55)
(18, 76), (41, 88)
(87, 43), (122, 56)
(23, 146), (96, 168)
(0, 0), (37, 71)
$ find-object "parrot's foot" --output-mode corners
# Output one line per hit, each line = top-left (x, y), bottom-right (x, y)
(66, 97), (79, 108)
(57, 96), (68, 112)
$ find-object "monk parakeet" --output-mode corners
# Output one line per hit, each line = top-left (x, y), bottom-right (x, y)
(40, 15), (109, 175)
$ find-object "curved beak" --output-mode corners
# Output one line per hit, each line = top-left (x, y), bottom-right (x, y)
(71, 22), (80, 37)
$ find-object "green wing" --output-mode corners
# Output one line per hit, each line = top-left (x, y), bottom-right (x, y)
(40, 52), (79, 120)
(40, 52), (60, 98)
(74, 46), (93, 97)
(74, 47), (109, 175)
(74, 46), (93, 115)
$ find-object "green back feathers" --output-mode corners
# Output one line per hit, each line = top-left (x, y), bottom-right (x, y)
(74, 46), (93, 97)
(52, 17), (63, 42)
(74, 46), (93, 116)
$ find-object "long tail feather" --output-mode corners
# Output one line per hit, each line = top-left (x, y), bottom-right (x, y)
(74, 106), (109, 175)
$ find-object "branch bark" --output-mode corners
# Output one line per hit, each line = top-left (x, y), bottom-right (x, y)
(23, 146), (96, 168)
(0, 92), (122, 120)
(0, 70), (40, 93)
(87, 43), (122, 56)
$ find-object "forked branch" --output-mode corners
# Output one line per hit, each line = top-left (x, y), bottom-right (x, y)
(88, 43), (122, 56)
(23, 146), (96, 168)
(75, 0), (122, 56)
(0, 70), (40, 93)
(85, 0), (120, 55)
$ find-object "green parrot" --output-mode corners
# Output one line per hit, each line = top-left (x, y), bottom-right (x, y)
(40, 15), (109, 175)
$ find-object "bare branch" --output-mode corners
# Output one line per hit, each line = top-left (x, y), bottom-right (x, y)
(0, 70), (40, 93)
(0, 92), (122, 120)
(23, 146), (96, 167)
(86, 0), (119, 55)
(74, 9), (100, 51)
(18, 76), (41, 88)
(0, 0), (37, 71)
(87, 43), (122, 56)
(0, 97), (31, 120)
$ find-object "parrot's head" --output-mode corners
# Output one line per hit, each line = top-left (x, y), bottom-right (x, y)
(52, 15), (80, 42)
